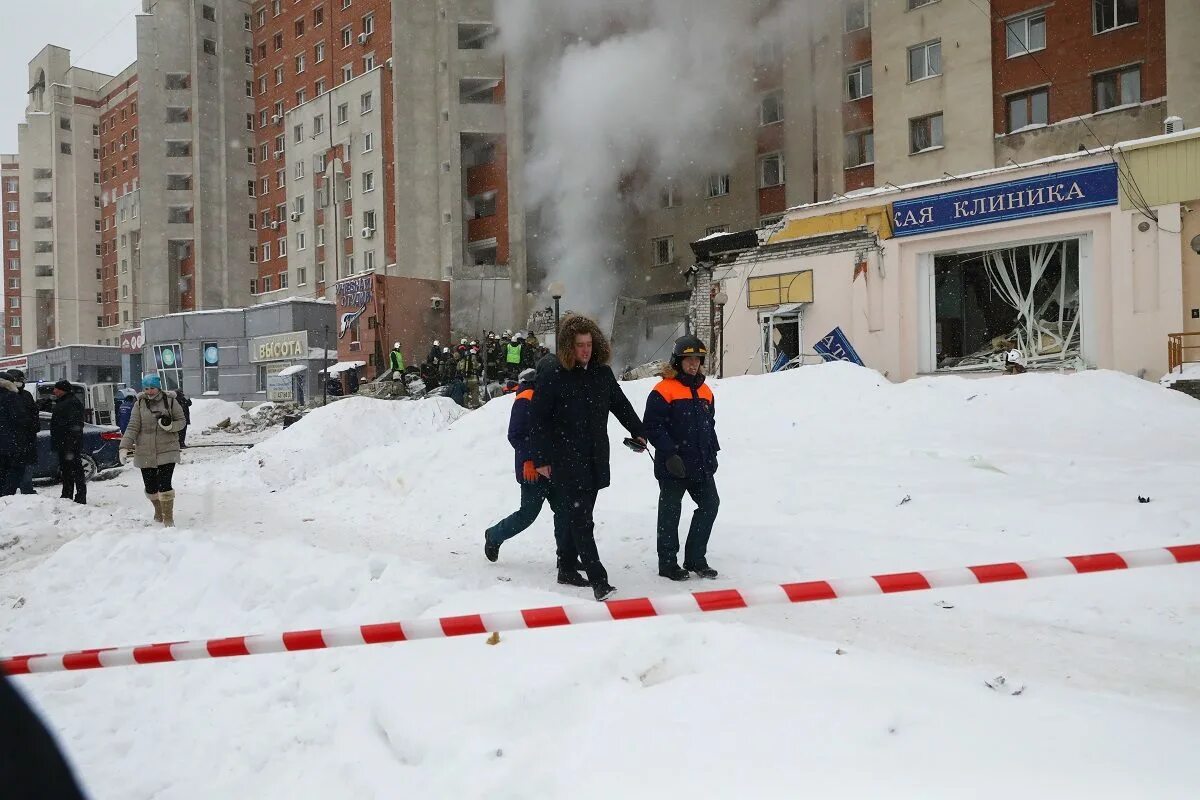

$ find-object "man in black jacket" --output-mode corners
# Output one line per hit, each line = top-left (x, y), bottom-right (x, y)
(50, 380), (87, 504)
(3, 370), (39, 495)
(0, 372), (23, 497)
(531, 314), (645, 601)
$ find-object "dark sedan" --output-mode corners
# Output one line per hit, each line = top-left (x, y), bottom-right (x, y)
(34, 412), (124, 482)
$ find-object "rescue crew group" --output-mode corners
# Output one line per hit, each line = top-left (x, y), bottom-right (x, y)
(484, 314), (720, 601)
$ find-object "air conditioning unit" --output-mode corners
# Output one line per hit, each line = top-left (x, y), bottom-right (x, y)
(290, 212), (301, 221)
(273, 150), (283, 158)
(270, 221), (280, 230)
(384, 57), (393, 70)
(361, 227), (375, 239)
(271, 114), (281, 124)
(430, 296), (444, 311)
(1165, 116), (1185, 135)
(358, 33), (370, 44)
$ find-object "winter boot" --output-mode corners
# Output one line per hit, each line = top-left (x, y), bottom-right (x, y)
(658, 563), (691, 582)
(159, 490), (176, 528)
(684, 561), (718, 580)
(592, 582), (617, 602)
(484, 535), (500, 563)
(148, 493), (163, 523)
(556, 569), (590, 588)
(73, 491), (86, 505)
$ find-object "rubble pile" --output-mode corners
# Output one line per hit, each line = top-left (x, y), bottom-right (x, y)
(206, 402), (300, 435)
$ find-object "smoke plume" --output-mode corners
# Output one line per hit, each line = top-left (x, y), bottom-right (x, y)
(496, 0), (806, 317)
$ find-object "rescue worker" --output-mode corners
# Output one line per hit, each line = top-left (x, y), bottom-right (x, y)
(643, 335), (721, 580)
(531, 314), (646, 600)
(505, 333), (524, 382)
(483, 368), (586, 584)
(119, 374), (187, 527)
(116, 388), (137, 432)
(390, 341), (406, 379)
(50, 380), (87, 504)
(427, 340), (442, 366)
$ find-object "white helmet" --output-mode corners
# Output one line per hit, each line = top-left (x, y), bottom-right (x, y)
(432, 340), (439, 347)
(393, 342), (401, 349)
(1006, 349), (1023, 365)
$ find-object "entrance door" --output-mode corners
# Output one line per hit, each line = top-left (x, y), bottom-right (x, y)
(760, 309), (802, 373)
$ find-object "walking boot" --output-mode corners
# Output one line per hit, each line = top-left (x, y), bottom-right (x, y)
(484, 536), (501, 563)
(592, 582), (617, 602)
(148, 493), (163, 523)
(159, 490), (176, 528)
(658, 563), (691, 582)
(556, 569), (590, 588)
(684, 560), (718, 580)
(73, 491), (86, 505)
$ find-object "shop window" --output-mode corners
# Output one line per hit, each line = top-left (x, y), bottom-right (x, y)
(1094, 66), (1140, 112)
(153, 343), (184, 391)
(202, 341), (219, 393)
(933, 239), (1081, 372)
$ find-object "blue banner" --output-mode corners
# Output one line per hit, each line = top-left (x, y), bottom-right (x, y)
(890, 163), (1118, 237)
(814, 327), (864, 366)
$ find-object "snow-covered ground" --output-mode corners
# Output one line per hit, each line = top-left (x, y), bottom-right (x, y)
(184, 398), (247, 431)
(3, 364), (1200, 799)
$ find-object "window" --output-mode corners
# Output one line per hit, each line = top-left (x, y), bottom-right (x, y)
(652, 236), (675, 266)
(1094, 0), (1138, 33)
(275, 65), (284, 85)
(759, 153), (784, 188)
(361, 92), (374, 114)
(257, 8), (265, 28)
(262, 242), (271, 261)
(296, 160), (306, 180)
(845, 0), (868, 32)
(294, 123), (304, 144)
(315, 114), (325, 135)
(364, 251), (375, 271)
(274, 33), (283, 51)
(1007, 88), (1049, 132)
(296, 54), (306, 74)
(345, 216), (353, 238)
(166, 106), (190, 123)
(908, 40), (942, 81)
(248, 180), (257, 198)
(249, 246), (257, 264)
(261, 275), (271, 292)
(317, 261), (325, 283)
(247, 113), (255, 131)
(203, 38), (216, 55)
(295, 195), (306, 215)
(346, 255), (356, 275)
(1094, 66), (1141, 112)
(364, 54), (376, 72)
(250, 278), (257, 294)
(297, 231), (306, 250)
(277, 169), (286, 189)
(249, 213), (256, 230)
(337, 103), (349, 124)
(94, 172), (101, 185)
(60, 116), (72, 131)
(202, 341), (219, 393)
(247, 147), (256, 164)
(342, 65), (354, 84)
(1006, 12), (1047, 57)
(362, 131), (373, 152)
(342, 0), (351, 8)
(848, 62), (873, 100)
(168, 206), (192, 224)
(760, 91), (783, 125)
(260, 109), (269, 128)
(316, 78), (327, 95)
(279, 271), (289, 289)
(245, 12), (251, 31)
(315, 42), (326, 63)
(261, 143), (270, 162)
(314, 8), (324, 26)
(275, 134), (285, 155)
(297, 266), (307, 285)
(272, 0), (281, 16)
(908, 0), (938, 7)
(706, 174), (731, 198)
(246, 46), (254, 65)
(341, 26), (353, 48)
(362, 171), (375, 192)
(245, 80), (254, 98)
(295, 18), (305, 37)
(470, 193), (494, 218)
(296, 88), (308, 105)
(60, 143), (72, 155)
(167, 174), (192, 190)
(910, 113), (944, 153)
(363, 12), (375, 36)
(846, 130), (874, 167)
(122, 285), (129, 299)
(262, 210), (272, 228)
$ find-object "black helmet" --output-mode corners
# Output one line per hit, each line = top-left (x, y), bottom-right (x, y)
(671, 334), (708, 364)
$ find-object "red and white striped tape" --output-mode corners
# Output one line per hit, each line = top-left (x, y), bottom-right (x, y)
(5, 544), (1198, 677)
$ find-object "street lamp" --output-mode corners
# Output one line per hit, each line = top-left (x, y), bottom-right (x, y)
(714, 291), (729, 379)
(548, 280), (565, 333)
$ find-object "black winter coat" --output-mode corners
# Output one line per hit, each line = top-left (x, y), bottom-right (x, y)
(0, 379), (22, 462)
(13, 385), (39, 465)
(50, 393), (85, 453)
(530, 361), (644, 494)
(643, 372), (720, 482)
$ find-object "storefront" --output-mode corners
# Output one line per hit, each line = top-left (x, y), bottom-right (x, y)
(141, 298), (335, 404)
(118, 327), (145, 389)
(712, 146), (1189, 382)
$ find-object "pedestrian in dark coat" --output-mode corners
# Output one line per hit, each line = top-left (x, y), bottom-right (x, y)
(643, 335), (721, 581)
(174, 387), (192, 448)
(530, 314), (645, 600)
(482, 369), (584, 583)
(0, 673), (89, 800)
(0, 374), (23, 497)
(4, 370), (39, 495)
(49, 380), (87, 504)
(116, 390), (136, 432)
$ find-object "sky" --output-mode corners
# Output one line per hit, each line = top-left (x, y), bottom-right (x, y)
(0, 0), (142, 153)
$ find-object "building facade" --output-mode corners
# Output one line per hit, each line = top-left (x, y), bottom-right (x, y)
(2, 155), (18, 354)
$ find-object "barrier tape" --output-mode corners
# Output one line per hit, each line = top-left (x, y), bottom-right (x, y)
(4, 543), (1198, 677)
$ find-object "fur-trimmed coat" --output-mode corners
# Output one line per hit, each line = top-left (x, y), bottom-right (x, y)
(118, 391), (187, 468)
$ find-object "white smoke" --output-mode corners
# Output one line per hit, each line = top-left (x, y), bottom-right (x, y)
(496, 0), (808, 316)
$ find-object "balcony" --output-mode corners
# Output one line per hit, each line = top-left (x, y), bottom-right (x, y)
(466, 161), (501, 196)
(467, 214), (501, 243)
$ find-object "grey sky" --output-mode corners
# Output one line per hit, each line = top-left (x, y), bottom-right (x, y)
(0, 0), (142, 153)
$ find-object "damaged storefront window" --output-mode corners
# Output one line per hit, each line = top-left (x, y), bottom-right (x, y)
(935, 238), (1081, 371)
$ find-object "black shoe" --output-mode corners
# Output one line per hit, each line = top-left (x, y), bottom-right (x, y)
(684, 562), (718, 580)
(593, 582), (617, 602)
(658, 564), (691, 582)
(73, 496), (86, 505)
(556, 570), (590, 588)
(484, 537), (500, 563)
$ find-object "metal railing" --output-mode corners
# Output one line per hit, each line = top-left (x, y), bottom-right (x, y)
(1167, 332), (1200, 374)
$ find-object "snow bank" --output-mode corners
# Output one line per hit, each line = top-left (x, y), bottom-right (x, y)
(187, 398), (248, 431)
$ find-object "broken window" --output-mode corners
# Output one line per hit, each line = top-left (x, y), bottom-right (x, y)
(761, 310), (802, 372)
(934, 239), (1081, 371)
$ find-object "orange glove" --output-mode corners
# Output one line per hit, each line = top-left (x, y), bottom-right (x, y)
(522, 460), (539, 483)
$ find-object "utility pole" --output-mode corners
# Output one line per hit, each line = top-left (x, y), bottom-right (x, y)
(322, 323), (330, 405)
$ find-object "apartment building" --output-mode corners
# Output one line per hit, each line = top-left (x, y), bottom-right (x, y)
(13, 2), (255, 352)
(2, 156), (18, 355)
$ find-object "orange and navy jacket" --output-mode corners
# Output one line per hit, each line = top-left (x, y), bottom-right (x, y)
(507, 385), (536, 483)
(642, 373), (719, 481)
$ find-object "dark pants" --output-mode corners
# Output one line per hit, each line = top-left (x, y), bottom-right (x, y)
(57, 449), (86, 500)
(2, 460), (35, 496)
(140, 463), (176, 494)
(553, 488), (606, 585)
(485, 479), (568, 551)
(178, 426), (188, 448)
(657, 475), (720, 568)
(18, 464), (34, 494)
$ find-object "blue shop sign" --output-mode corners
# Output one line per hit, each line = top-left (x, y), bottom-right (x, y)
(890, 163), (1118, 238)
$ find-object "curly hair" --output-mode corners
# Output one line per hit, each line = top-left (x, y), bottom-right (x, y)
(556, 314), (612, 369)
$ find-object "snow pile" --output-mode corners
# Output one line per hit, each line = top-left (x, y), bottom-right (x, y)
(187, 399), (248, 431)
(3, 365), (1200, 798)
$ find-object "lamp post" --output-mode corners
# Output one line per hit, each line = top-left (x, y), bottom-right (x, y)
(714, 291), (728, 379)
(548, 280), (565, 333)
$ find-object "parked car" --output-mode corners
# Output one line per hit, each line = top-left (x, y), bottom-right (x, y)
(34, 412), (124, 483)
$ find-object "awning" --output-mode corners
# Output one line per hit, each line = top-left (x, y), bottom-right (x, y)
(320, 360), (365, 376)
(278, 364), (307, 377)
